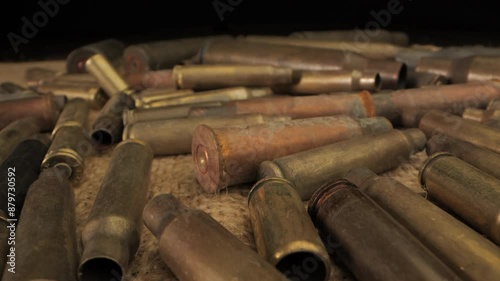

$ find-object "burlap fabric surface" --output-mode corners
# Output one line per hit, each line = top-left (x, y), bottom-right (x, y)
(1, 61), (428, 281)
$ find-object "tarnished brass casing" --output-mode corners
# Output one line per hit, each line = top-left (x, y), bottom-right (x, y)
(193, 116), (393, 192)
(420, 153), (500, 244)
(66, 38), (125, 73)
(85, 54), (134, 97)
(142, 194), (287, 281)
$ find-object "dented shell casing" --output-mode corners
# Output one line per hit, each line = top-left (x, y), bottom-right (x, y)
(142, 194), (287, 281)
(420, 153), (500, 245)
(193, 115), (393, 192)
(262, 129), (426, 200)
(79, 140), (153, 281)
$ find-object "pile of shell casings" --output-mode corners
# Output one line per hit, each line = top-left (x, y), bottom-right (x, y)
(1, 29), (499, 281)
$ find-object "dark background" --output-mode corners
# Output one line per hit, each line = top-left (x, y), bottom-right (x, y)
(1, 0), (500, 61)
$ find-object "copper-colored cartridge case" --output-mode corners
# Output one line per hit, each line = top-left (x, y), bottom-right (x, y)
(2, 165), (78, 281)
(79, 140), (153, 281)
(199, 39), (407, 89)
(248, 176), (331, 280)
(290, 29), (410, 46)
(85, 53), (134, 97)
(66, 38), (125, 73)
(427, 134), (500, 179)
(373, 82), (500, 121)
(147, 87), (273, 108)
(42, 99), (93, 183)
(0, 118), (41, 164)
(0, 94), (63, 131)
(192, 91), (376, 119)
(416, 55), (500, 83)
(462, 108), (500, 128)
(193, 115), (393, 192)
(262, 129), (426, 200)
(142, 194), (287, 281)
(278, 70), (381, 94)
(124, 69), (175, 90)
(345, 167), (500, 281)
(420, 153), (500, 244)
(307, 180), (459, 281)
(123, 35), (232, 74)
(419, 110), (500, 154)
(124, 114), (289, 156)
(132, 88), (195, 108)
(91, 93), (135, 147)
(173, 65), (296, 90)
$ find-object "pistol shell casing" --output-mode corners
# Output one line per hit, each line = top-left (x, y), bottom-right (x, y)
(307, 180), (460, 281)
(426, 134), (500, 179)
(173, 65), (296, 90)
(248, 177), (331, 281)
(124, 114), (289, 156)
(123, 102), (223, 125)
(123, 35), (232, 74)
(144, 87), (273, 108)
(277, 70), (381, 94)
(344, 167), (500, 281)
(79, 140), (153, 281)
(197, 91), (375, 119)
(42, 99), (93, 183)
(419, 110), (500, 154)
(264, 129), (426, 200)
(193, 116), (393, 192)
(199, 39), (406, 89)
(290, 29), (409, 46)
(374, 82), (500, 121)
(142, 194), (287, 281)
(0, 94), (63, 131)
(420, 153), (500, 244)
(124, 70), (175, 90)
(91, 93), (135, 147)
(85, 53), (134, 97)
(0, 118), (41, 164)
(66, 38), (125, 73)
(2, 166), (78, 281)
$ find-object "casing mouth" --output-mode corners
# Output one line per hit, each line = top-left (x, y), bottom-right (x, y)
(79, 257), (123, 281)
(276, 251), (330, 281)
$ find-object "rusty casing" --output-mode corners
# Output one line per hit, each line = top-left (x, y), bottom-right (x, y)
(0, 118), (41, 164)
(262, 129), (426, 200)
(132, 88), (195, 108)
(79, 140), (153, 281)
(420, 153), (500, 244)
(193, 91), (375, 119)
(42, 99), (93, 183)
(66, 38), (125, 73)
(419, 110), (500, 154)
(123, 35), (232, 74)
(0, 94), (63, 131)
(193, 115), (393, 192)
(146, 87), (273, 108)
(290, 29), (409, 46)
(124, 114), (289, 156)
(85, 53), (134, 97)
(416, 55), (500, 83)
(277, 70), (381, 94)
(2, 166), (78, 281)
(199, 39), (407, 89)
(37, 83), (109, 109)
(307, 180), (459, 281)
(345, 167), (500, 281)
(122, 102), (223, 125)
(142, 194), (287, 281)
(91, 93), (135, 147)
(462, 108), (500, 128)
(173, 65), (296, 90)
(248, 177), (330, 280)
(426, 134), (500, 179)
(124, 70), (175, 90)
(373, 82), (500, 121)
